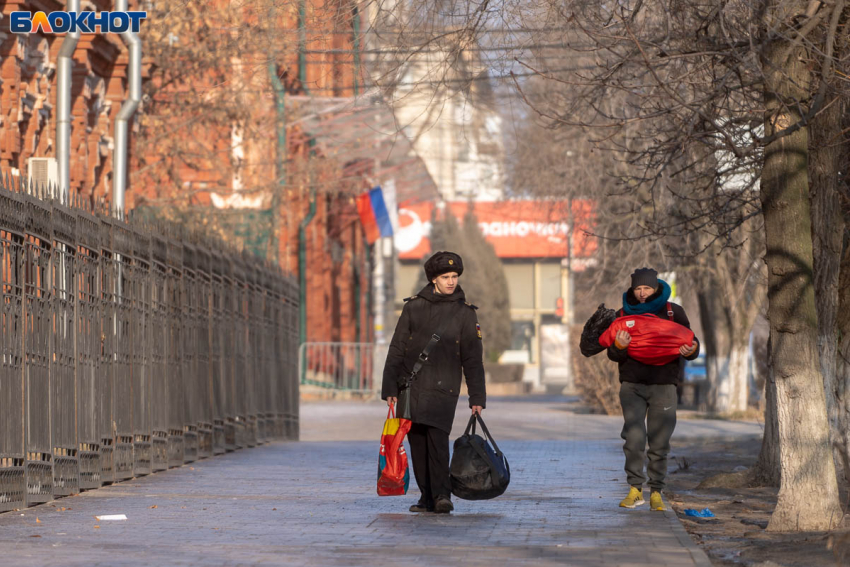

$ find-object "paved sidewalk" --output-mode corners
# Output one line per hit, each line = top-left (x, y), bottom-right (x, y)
(0, 397), (761, 566)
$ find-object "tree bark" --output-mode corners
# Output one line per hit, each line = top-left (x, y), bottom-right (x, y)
(809, 97), (848, 484)
(752, 338), (781, 487)
(699, 285), (750, 413)
(761, 33), (843, 531)
(696, 239), (764, 414)
(837, 227), (850, 485)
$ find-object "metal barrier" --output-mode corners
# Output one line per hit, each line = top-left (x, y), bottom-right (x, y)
(132, 225), (152, 476)
(51, 200), (79, 496)
(113, 220), (134, 481)
(0, 188), (26, 512)
(24, 192), (53, 506)
(150, 233), (169, 472)
(165, 238), (185, 468)
(0, 173), (299, 513)
(196, 245), (213, 458)
(298, 343), (384, 392)
(76, 207), (101, 488)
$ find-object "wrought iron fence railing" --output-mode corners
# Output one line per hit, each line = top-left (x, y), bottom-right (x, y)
(0, 175), (299, 513)
(299, 342), (387, 392)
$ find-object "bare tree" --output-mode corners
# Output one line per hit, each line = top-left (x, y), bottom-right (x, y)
(377, 0), (850, 530)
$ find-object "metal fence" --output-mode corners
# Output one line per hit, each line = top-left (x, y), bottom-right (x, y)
(0, 175), (299, 513)
(299, 343), (387, 393)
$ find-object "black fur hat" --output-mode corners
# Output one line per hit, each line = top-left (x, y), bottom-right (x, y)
(424, 251), (464, 281)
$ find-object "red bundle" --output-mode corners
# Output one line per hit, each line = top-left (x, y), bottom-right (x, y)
(598, 314), (695, 366)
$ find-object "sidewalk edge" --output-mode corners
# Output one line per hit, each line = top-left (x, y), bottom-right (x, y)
(664, 508), (714, 567)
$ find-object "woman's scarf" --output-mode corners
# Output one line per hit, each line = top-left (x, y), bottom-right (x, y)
(622, 280), (672, 316)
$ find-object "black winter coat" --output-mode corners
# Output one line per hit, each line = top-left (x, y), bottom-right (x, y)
(607, 288), (701, 385)
(381, 284), (486, 433)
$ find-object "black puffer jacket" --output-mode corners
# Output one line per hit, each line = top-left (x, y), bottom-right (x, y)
(606, 288), (701, 385)
(381, 284), (486, 433)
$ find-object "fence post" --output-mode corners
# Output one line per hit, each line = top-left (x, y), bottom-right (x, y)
(221, 252), (237, 451)
(243, 252), (258, 447)
(272, 270), (284, 439)
(50, 196), (80, 496)
(98, 216), (115, 483)
(131, 222), (152, 476)
(289, 276), (300, 440)
(75, 206), (101, 488)
(150, 231), (169, 471)
(112, 218), (134, 481)
(209, 245), (227, 454)
(196, 243), (213, 458)
(24, 190), (54, 505)
(0, 180), (27, 511)
(259, 264), (273, 442)
(165, 237), (185, 467)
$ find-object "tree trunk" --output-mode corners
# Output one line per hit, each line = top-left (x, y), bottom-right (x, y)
(809, 97), (848, 484)
(697, 245), (762, 414)
(705, 339), (750, 413)
(752, 338), (781, 486)
(836, 227), (850, 485)
(761, 34), (843, 531)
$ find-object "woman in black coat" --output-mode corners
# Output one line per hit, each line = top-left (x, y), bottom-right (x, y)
(382, 251), (486, 514)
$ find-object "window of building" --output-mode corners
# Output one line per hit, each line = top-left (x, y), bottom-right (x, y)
(539, 263), (561, 311)
(503, 263), (534, 309)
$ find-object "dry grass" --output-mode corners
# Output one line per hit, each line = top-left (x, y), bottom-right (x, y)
(572, 335), (621, 416)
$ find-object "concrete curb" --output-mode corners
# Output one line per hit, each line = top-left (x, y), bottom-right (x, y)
(665, 508), (714, 567)
(673, 434), (762, 443)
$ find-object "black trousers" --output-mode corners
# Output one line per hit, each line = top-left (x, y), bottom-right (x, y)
(407, 422), (451, 504)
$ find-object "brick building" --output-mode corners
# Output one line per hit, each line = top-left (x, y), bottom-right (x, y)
(0, 1), (434, 344)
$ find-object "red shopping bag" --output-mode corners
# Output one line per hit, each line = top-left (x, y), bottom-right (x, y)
(377, 404), (412, 496)
(598, 313), (695, 366)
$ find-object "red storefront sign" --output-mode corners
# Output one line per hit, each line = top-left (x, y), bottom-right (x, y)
(395, 200), (597, 262)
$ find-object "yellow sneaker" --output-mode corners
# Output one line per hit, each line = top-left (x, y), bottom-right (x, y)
(650, 491), (666, 511)
(619, 486), (645, 508)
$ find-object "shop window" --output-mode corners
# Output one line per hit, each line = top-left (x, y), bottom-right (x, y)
(539, 263), (561, 311)
(504, 263), (534, 309)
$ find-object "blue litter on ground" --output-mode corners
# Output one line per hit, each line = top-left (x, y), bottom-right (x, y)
(683, 508), (715, 518)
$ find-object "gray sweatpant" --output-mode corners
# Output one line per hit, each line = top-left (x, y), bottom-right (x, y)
(619, 382), (677, 491)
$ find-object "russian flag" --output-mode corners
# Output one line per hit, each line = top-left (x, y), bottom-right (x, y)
(357, 186), (393, 245)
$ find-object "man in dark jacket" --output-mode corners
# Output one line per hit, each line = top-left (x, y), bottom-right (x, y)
(382, 251), (486, 514)
(608, 267), (700, 512)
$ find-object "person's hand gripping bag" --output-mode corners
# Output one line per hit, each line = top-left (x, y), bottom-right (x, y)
(377, 404), (412, 496)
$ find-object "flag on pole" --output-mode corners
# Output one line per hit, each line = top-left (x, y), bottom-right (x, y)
(357, 186), (394, 245)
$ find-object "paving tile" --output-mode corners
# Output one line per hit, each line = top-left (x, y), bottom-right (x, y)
(0, 397), (742, 566)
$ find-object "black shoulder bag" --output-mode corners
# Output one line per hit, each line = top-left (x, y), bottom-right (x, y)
(396, 315), (452, 420)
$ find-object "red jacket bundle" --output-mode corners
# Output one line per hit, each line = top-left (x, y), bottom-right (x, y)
(598, 314), (695, 366)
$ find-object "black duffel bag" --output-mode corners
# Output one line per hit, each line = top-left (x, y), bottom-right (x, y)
(450, 414), (510, 500)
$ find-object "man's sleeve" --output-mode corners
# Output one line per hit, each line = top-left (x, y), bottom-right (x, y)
(460, 308), (486, 408)
(381, 304), (411, 399)
(673, 304), (701, 361)
(606, 344), (629, 362)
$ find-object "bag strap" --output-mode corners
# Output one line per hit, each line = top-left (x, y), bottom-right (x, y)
(387, 403), (395, 419)
(465, 414), (506, 480)
(463, 414), (477, 436)
(474, 413), (503, 456)
(666, 301), (674, 321)
(402, 310), (453, 387)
